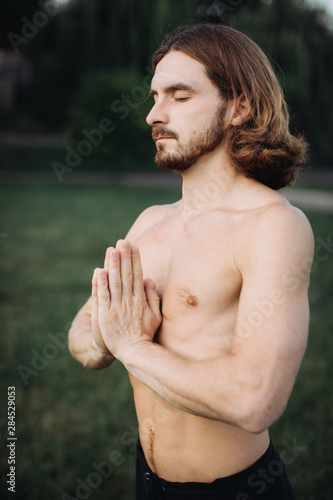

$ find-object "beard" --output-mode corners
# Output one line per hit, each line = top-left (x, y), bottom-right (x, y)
(152, 105), (227, 172)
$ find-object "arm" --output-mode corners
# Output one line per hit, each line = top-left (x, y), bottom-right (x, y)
(97, 206), (314, 433)
(68, 262), (116, 370)
(68, 296), (116, 370)
(68, 205), (165, 369)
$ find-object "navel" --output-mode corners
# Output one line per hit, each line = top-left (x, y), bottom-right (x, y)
(185, 295), (198, 307)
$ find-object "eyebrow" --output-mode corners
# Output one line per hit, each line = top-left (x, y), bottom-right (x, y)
(149, 83), (197, 96)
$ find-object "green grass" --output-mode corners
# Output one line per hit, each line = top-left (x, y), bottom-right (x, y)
(0, 183), (332, 500)
(0, 146), (156, 172)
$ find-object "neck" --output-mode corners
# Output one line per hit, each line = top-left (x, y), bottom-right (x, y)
(178, 148), (242, 217)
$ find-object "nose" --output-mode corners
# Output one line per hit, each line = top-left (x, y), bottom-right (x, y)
(146, 100), (169, 127)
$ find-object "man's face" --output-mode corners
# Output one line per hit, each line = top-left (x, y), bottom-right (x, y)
(147, 51), (228, 172)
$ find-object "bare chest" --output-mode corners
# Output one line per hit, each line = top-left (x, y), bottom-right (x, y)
(134, 211), (243, 325)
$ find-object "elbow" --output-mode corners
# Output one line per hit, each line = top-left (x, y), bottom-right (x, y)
(67, 327), (77, 360)
(68, 333), (74, 358)
(241, 415), (272, 436)
(239, 392), (286, 435)
(67, 326), (91, 368)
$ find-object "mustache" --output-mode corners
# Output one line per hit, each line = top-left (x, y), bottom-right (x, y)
(152, 126), (178, 142)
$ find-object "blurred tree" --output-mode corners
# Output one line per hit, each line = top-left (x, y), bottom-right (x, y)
(1, 0), (332, 166)
(66, 69), (155, 168)
(0, 0), (41, 49)
(232, 0), (333, 165)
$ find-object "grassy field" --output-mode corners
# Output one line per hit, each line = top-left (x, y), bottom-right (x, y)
(0, 183), (332, 500)
(0, 146), (156, 173)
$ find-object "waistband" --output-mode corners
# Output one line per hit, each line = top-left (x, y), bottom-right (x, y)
(136, 436), (285, 495)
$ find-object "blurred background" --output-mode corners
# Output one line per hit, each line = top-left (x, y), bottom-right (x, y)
(0, 0), (333, 173)
(0, 1), (333, 499)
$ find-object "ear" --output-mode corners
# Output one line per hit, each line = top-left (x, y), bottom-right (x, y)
(230, 94), (252, 126)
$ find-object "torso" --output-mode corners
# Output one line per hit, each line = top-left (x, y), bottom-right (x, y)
(129, 188), (287, 482)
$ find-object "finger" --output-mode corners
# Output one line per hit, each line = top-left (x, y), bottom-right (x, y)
(119, 240), (133, 298)
(132, 245), (145, 298)
(92, 268), (98, 298)
(92, 268), (99, 328)
(144, 279), (161, 319)
(108, 249), (122, 304)
(97, 269), (111, 311)
(116, 239), (124, 251)
(104, 247), (114, 270)
(143, 278), (153, 288)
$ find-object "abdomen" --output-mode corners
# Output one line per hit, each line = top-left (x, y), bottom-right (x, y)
(130, 374), (269, 482)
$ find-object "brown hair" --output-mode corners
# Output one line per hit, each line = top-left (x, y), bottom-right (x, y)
(152, 24), (307, 190)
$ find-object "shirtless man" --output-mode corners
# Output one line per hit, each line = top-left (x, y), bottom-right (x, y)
(69, 24), (314, 499)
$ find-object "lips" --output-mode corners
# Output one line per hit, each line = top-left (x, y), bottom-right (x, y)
(152, 127), (178, 142)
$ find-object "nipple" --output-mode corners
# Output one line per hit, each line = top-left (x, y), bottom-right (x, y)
(185, 295), (198, 307)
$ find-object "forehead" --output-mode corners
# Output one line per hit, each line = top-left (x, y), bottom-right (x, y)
(151, 51), (215, 92)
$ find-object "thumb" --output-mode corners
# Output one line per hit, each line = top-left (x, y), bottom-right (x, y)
(144, 279), (161, 317)
(97, 269), (111, 312)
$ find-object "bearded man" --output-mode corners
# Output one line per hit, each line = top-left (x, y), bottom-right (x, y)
(69, 24), (314, 500)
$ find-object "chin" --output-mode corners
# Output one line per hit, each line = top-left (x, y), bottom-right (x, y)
(156, 159), (194, 172)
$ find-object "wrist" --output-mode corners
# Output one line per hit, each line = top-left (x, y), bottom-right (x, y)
(116, 338), (153, 367)
(89, 338), (115, 367)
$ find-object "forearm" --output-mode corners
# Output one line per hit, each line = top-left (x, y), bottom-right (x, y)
(68, 310), (115, 370)
(118, 341), (262, 431)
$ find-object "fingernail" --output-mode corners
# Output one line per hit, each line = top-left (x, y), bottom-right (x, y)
(123, 240), (131, 250)
(132, 245), (139, 255)
(99, 270), (107, 279)
(112, 249), (119, 259)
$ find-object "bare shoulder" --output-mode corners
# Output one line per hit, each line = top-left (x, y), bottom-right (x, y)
(125, 202), (177, 242)
(255, 201), (313, 247)
(240, 197), (314, 272)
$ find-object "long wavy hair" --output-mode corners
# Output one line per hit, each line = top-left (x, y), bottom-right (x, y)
(152, 24), (307, 190)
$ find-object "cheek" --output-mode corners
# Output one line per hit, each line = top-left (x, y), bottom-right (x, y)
(173, 100), (221, 139)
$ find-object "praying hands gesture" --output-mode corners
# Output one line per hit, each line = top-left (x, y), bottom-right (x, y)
(92, 240), (162, 361)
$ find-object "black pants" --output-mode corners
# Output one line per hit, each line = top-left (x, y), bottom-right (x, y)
(135, 438), (296, 499)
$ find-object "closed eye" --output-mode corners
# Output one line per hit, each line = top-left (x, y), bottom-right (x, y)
(173, 96), (190, 102)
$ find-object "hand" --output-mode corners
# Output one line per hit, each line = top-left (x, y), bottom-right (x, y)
(90, 246), (116, 361)
(96, 240), (162, 359)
